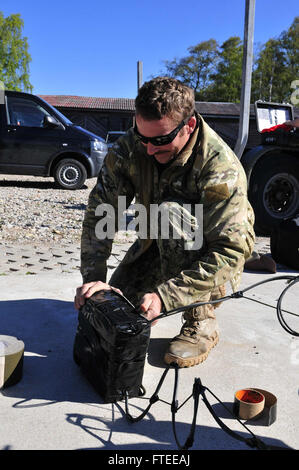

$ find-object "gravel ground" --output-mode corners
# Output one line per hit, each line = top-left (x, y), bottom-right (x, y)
(0, 173), (270, 253)
(0, 174), (135, 247)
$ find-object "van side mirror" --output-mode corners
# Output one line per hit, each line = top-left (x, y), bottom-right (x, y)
(43, 115), (64, 129)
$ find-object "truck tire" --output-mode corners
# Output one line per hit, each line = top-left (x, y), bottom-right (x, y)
(53, 158), (87, 190)
(248, 154), (299, 235)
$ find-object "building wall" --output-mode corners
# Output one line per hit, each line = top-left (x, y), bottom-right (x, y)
(57, 106), (262, 150)
(58, 108), (134, 139)
(204, 116), (261, 150)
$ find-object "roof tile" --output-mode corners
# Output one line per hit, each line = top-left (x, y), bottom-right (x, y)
(39, 95), (299, 118)
(39, 95), (136, 111)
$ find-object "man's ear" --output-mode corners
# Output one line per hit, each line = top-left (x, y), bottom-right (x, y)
(187, 115), (197, 134)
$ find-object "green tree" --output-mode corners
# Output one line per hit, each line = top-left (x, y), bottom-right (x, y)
(279, 16), (299, 102)
(208, 36), (243, 102)
(161, 16), (298, 104)
(163, 39), (219, 100)
(252, 17), (299, 103)
(0, 12), (32, 92)
(251, 38), (286, 102)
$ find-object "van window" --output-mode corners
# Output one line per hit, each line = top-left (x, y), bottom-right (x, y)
(6, 96), (51, 127)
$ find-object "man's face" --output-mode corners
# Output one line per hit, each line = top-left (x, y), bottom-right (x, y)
(135, 114), (196, 164)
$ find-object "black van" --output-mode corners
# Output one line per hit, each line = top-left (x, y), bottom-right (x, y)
(0, 90), (108, 189)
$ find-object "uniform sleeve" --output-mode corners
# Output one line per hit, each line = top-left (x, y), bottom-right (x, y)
(80, 140), (135, 284)
(156, 151), (255, 312)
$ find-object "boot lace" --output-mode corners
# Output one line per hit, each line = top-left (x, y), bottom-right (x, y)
(181, 321), (200, 337)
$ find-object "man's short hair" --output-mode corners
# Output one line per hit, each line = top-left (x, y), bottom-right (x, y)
(135, 76), (195, 124)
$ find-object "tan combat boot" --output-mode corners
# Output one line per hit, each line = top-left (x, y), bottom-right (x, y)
(164, 285), (225, 368)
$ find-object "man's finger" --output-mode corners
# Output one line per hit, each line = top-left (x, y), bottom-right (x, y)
(74, 295), (84, 310)
(76, 282), (95, 297)
(74, 282), (122, 311)
(111, 287), (123, 296)
(140, 296), (152, 313)
(84, 282), (112, 298)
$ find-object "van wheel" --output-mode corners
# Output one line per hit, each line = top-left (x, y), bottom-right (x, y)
(54, 159), (87, 189)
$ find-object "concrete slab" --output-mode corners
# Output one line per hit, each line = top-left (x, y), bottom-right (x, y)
(0, 245), (298, 451)
(0, 242), (125, 276)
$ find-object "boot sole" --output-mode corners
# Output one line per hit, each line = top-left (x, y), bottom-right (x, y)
(164, 333), (219, 368)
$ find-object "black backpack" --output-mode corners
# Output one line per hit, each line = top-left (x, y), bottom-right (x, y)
(270, 214), (299, 270)
(73, 289), (150, 403)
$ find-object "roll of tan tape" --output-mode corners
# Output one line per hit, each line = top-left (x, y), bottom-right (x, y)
(0, 335), (24, 389)
(234, 389), (265, 420)
(234, 388), (277, 425)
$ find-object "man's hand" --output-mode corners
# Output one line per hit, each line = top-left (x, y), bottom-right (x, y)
(74, 281), (122, 310)
(139, 292), (162, 326)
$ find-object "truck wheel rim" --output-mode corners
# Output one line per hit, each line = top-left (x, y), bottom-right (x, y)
(263, 173), (299, 219)
(60, 166), (80, 185)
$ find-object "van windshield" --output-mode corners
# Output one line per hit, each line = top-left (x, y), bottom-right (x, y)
(52, 107), (73, 125)
(37, 96), (74, 125)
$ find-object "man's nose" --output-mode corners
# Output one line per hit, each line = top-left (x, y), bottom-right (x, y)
(146, 142), (159, 155)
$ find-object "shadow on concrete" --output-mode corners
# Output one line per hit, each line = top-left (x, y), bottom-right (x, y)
(0, 298), (100, 405)
(64, 405), (292, 450)
(0, 297), (293, 451)
(147, 338), (170, 368)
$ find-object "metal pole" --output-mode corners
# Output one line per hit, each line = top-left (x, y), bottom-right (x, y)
(234, 0), (255, 159)
(137, 61), (143, 92)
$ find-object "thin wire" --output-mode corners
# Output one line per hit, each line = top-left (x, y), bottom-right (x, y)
(204, 386), (257, 439)
(242, 294), (299, 318)
(147, 275), (299, 336)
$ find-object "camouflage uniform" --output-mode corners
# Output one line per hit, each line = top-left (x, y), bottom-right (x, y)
(81, 113), (255, 364)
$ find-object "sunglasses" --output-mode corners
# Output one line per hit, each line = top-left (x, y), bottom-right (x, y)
(134, 117), (190, 147)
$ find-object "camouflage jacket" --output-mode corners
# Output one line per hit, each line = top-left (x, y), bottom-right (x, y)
(80, 113), (255, 311)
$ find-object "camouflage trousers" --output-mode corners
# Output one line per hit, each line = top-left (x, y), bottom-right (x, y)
(109, 200), (225, 315)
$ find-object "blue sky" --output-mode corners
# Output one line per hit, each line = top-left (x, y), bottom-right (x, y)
(1, 0), (298, 98)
